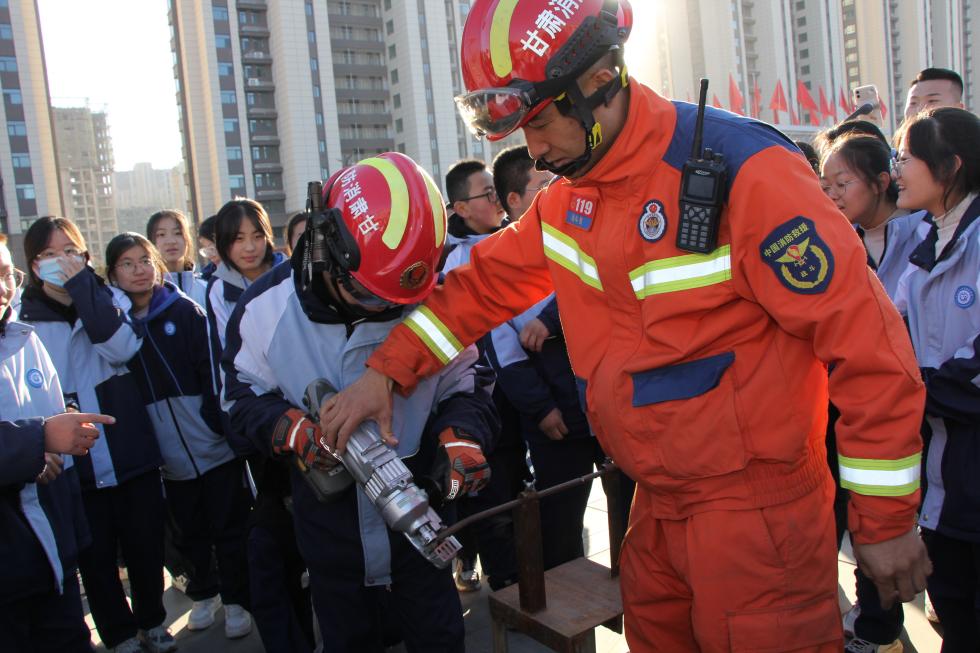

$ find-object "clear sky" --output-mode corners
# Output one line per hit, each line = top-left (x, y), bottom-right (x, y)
(37, 0), (183, 171)
(35, 0), (655, 174)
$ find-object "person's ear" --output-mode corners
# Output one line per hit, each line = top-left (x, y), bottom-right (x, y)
(507, 191), (523, 215)
(876, 171), (892, 194)
(582, 66), (617, 96)
(453, 199), (471, 218)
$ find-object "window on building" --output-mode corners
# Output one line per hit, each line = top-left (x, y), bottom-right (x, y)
(0, 25), (12, 40)
(796, 16), (806, 27)
(218, 62), (234, 76)
(386, 19), (394, 35)
(11, 153), (29, 168)
(313, 85), (321, 98)
(395, 118), (403, 132)
(213, 6), (229, 20)
(7, 121), (26, 136)
(396, 142), (405, 153)
(3, 89), (22, 105)
(800, 48), (809, 59)
(393, 93), (401, 108)
(308, 31), (316, 44)
(215, 34), (231, 48)
(388, 44), (396, 58)
(15, 184), (35, 200)
(315, 113), (323, 126)
(384, 0), (391, 9)
(798, 32), (808, 42)
(227, 146), (243, 160)
(391, 69), (398, 84)
(0, 56), (17, 72)
(305, 3), (313, 16)
(229, 174), (245, 189)
(224, 118), (238, 132)
(800, 65), (810, 75)
(319, 140), (326, 153)
(844, 25), (856, 35)
(311, 59), (319, 72)
(221, 90), (237, 104)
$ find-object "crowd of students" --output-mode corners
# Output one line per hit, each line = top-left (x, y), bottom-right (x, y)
(2, 58), (978, 653)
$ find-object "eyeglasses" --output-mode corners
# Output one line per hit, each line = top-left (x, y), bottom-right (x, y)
(340, 274), (398, 309)
(457, 188), (498, 204)
(0, 269), (25, 289)
(199, 245), (217, 259)
(114, 257), (153, 273)
(890, 156), (909, 177)
(825, 179), (859, 197)
(36, 247), (82, 261)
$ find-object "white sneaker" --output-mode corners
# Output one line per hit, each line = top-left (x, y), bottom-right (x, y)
(187, 595), (222, 631)
(224, 604), (252, 639)
(843, 602), (860, 637)
(112, 636), (143, 653)
(139, 625), (178, 653)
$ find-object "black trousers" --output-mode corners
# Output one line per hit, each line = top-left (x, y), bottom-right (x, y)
(77, 470), (166, 648)
(922, 528), (980, 653)
(163, 457), (252, 606)
(0, 571), (93, 653)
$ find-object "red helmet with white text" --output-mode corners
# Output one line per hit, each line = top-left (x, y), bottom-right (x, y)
(455, 0), (633, 173)
(305, 152), (447, 307)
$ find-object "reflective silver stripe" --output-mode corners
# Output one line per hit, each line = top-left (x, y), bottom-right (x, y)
(629, 246), (732, 298)
(541, 223), (603, 291)
(838, 453), (921, 497)
(404, 306), (463, 364)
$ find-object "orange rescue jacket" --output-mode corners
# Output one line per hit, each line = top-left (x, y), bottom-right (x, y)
(370, 81), (925, 545)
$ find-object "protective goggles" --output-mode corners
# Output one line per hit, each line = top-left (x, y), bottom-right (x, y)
(454, 82), (554, 140)
(340, 273), (398, 309)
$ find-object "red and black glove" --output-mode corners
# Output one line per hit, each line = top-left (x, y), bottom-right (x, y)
(436, 427), (490, 501)
(271, 408), (338, 470)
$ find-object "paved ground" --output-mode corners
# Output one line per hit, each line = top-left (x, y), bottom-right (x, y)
(85, 482), (943, 652)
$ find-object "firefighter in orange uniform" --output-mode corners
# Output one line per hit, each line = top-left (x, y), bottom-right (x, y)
(321, 1), (931, 650)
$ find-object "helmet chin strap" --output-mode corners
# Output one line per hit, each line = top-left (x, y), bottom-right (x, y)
(534, 64), (628, 178)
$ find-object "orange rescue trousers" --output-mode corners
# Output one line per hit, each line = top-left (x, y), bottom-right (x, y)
(620, 477), (842, 652)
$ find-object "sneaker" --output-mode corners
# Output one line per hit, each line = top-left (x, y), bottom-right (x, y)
(845, 638), (903, 653)
(112, 637), (143, 653)
(139, 625), (178, 653)
(924, 591), (939, 623)
(224, 604), (252, 639)
(187, 595), (221, 631)
(843, 603), (860, 637)
(453, 558), (481, 592)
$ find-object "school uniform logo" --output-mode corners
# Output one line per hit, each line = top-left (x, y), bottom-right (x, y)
(163, 321), (177, 336)
(26, 368), (44, 389)
(954, 285), (976, 309)
(638, 200), (667, 242)
(760, 217), (834, 294)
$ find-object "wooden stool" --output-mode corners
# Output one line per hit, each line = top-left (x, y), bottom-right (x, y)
(487, 464), (626, 653)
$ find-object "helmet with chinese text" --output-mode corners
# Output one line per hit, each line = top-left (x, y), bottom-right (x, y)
(320, 152), (447, 305)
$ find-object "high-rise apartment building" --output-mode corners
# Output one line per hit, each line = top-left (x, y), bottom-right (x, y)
(52, 106), (118, 266)
(170, 0), (489, 234)
(114, 162), (188, 234)
(0, 0), (62, 263)
(646, 0), (980, 137)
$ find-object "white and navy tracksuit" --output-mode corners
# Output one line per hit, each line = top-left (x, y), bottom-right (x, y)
(896, 196), (980, 648)
(165, 269), (208, 308)
(127, 281), (251, 608)
(18, 271), (166, 649)
(0, 314), (91, 651)
(221, 252), (498, 653)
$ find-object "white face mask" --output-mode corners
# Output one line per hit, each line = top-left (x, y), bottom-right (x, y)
(36, 255), (84, 288)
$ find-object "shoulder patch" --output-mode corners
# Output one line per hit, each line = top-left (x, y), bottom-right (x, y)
(759, 217), (834, 294)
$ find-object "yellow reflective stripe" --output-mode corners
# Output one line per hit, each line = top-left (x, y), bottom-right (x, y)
(628, 246), (731, 298)
(489, 0), (520, 78)
(541, 223), (603, 291)
(360, 157), (408, 250)
(839, 453), (921, 497)
(419, 167), (446, 248)
(404, 306), (463, 365)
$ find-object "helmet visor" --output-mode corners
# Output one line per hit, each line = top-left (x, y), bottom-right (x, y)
(454, 87), (533, 140)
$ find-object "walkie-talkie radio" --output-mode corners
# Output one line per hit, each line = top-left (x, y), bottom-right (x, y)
(677, 79), (727, 253)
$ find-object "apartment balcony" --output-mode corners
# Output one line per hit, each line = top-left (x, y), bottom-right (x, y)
(332, 62), (387, 76)
(253, 161), (283, 173)
(249, 133), (280, 145)
(340, 137), (394, 151)
(246, 77), (275, 91)
(242, 50), (271, 62)
(236, 0), (266, 9)
(335, 88), (389, 102)
(247, 106), (278, 119)
(326, 14), (382, 28)
(240, 24), (270, 37)
(255, 188), (286, 202)
(328, 38), (384, 51)
(337, 112), (390, 124)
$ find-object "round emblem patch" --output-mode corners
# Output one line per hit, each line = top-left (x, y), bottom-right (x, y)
(400, 262), (430, 290)
(638, 200), (667, 242)
(954, 285), (976, 309)
(26, 368), (43, 389)
(163, 321), (177, 336)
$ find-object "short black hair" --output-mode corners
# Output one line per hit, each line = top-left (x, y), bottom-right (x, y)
(445, 159), (487, 204)
(198, 214), (218, 241)
(911, 68), (963, 95)
(213, 198), (275, 272)
(492, 146), (535, 214)
(794, 141), (819, 174)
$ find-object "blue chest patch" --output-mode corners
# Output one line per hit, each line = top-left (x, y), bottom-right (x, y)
(954, 285), (976, 309)
(26, 368), (44, 389)
(760, 217), (835, 294)
(163, 321), (177, 336)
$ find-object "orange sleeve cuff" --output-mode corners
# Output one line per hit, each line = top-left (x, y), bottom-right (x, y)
(847, 492), (920, 545)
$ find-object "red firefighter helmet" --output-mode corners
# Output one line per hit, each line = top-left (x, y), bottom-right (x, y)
(318, 152), (447, 305)
(455, 0), (633, 142)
